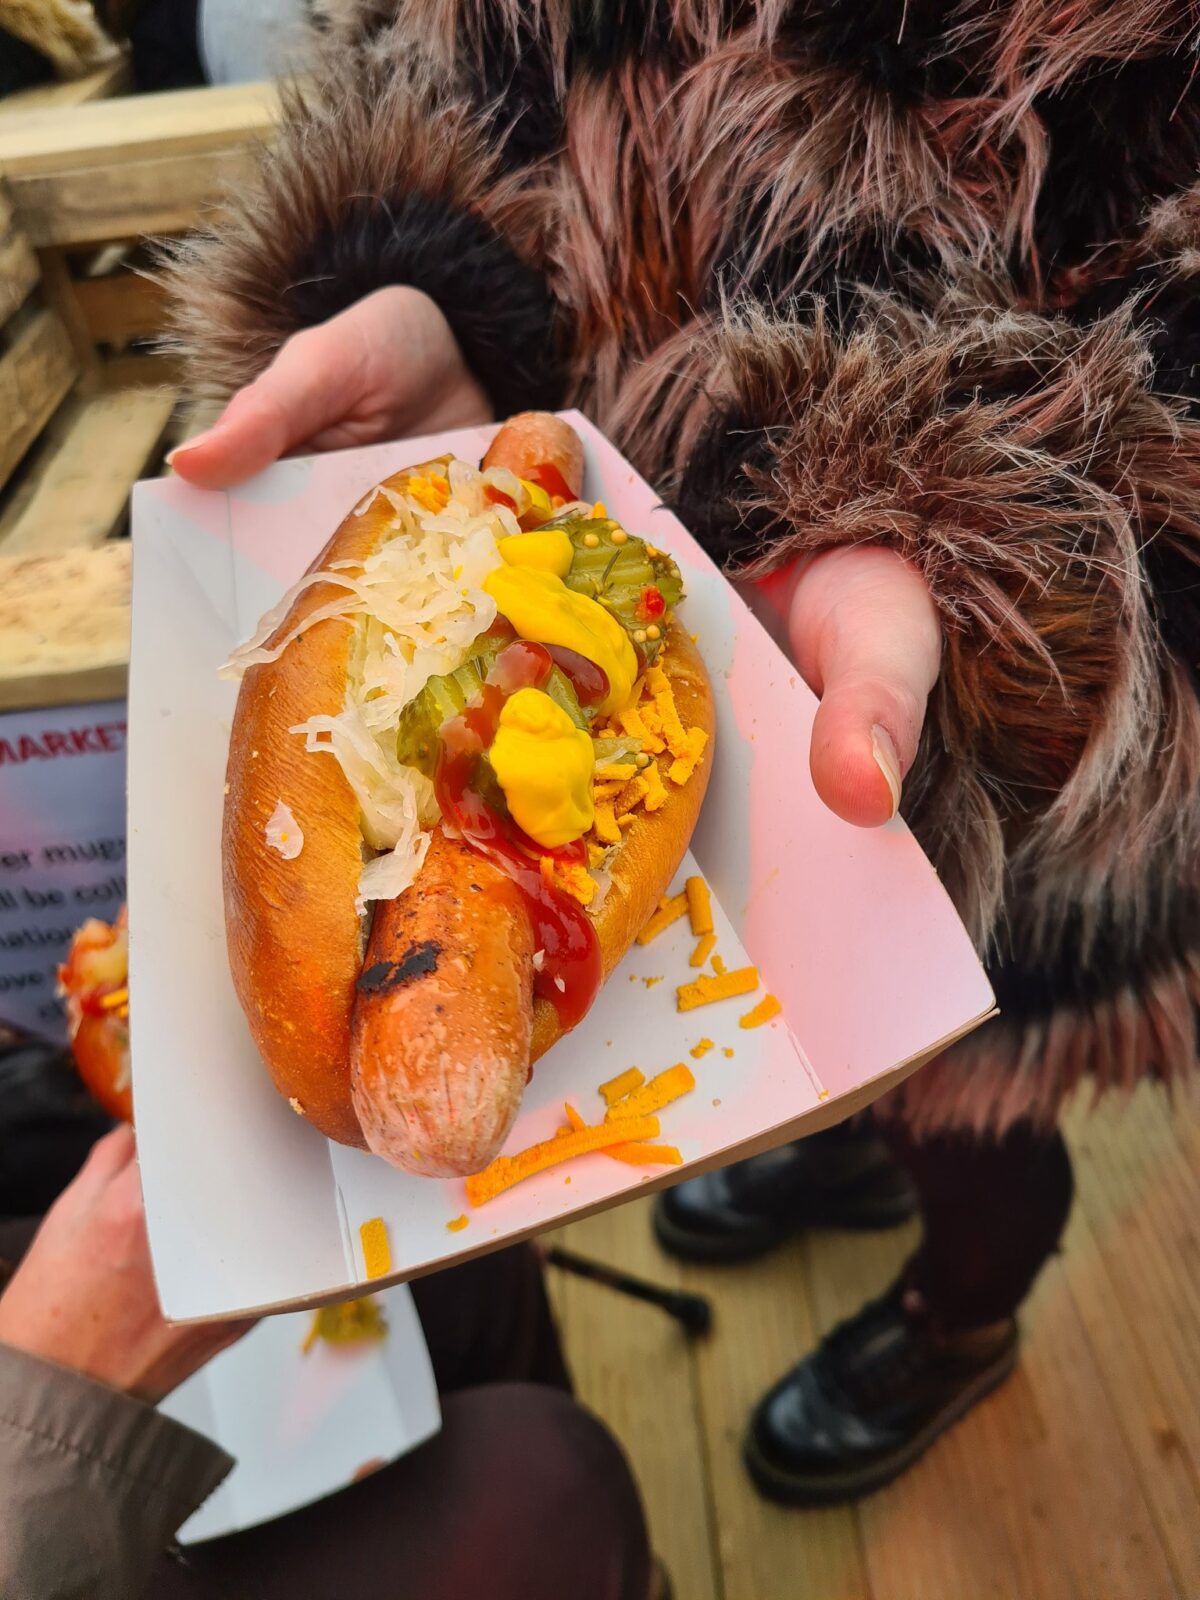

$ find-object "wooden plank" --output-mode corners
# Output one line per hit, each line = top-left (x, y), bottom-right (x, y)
(552, 1198), (721, 1600)
(0, 382), (175, 556)
(0, 224), (39, 325)
(8, 149), (260, 249)
(680, 1235), (873, 1600)
(36, 249), (99, 376)
(103, 351), (183, 389)
(0, 541), (130, 712)
(0, 82), (279, 172)
(72, 269), (167, 347)
(1061, 1198), (1200, 1596)
(0, 307), (77, 490)
(1063, 1088), (1200, 1595)
(802, 1156), (1184, 1600)
(0, 56), (132, 114)
(0, 82), (280, 248)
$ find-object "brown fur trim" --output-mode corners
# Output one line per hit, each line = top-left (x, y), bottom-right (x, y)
(674, 296), (1200, 966)
(160, 45), (557, 402)
(876, 948), (1200, 1136)
(551, 56), (700, 419)
(956, 0), (1200, 113)
(1145, 184), (1200, 278)
(672, 34), (1040, 282)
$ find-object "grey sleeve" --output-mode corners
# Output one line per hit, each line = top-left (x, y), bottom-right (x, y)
(0, 1342), (234, 1600)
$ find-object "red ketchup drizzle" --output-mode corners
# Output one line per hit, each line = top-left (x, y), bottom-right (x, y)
(79, 988), (120, 1019)
(521, 461), (577, 503)
(545, 645), (609, 709)
(637, 585), (665, 622)
(434, 641), (602, 1030)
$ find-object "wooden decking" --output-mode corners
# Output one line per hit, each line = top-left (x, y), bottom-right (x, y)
(550, 1084), (1200, 1600)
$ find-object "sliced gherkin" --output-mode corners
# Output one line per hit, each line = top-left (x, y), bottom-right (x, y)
(395, 643), (586, 776)
(544, 514), (684, 665)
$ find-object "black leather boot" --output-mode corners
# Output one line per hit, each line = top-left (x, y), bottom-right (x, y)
(653, 1121), (916, 1262)
(744, 1280), (1018, 1505)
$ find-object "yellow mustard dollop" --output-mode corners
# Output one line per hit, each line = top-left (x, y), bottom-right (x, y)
(496, 528), (573, 576)
(483, 564), (637, 715)
(490, 688), (596, 848)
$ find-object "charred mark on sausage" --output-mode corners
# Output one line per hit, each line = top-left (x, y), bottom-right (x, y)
(356, 940), (442, 995)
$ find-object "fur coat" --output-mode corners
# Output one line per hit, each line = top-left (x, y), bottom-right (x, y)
(166, 0), (1200, 1136)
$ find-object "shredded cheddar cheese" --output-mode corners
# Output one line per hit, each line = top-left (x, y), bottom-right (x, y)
(604, 1062), (695, 1122)
(593, 800), (622, 845)
(360, 1217), (391, 1280)
(599, 1067), (645, 1105)
(540, 855), (598, 906)
(646, 664), (690, 757)
(605, 1143), (683, 1167)
(618, 706), (664, 754)
(405, 473), (450, 514)
(301, 1298), (387, 1354)
(677, 967), (760, 1012)
(740, 994), (783, 1029)
(641, 760), (668, 811)
(636, 892), (688, 945)
(563, 1102), (587, 1130)
(447, 1214), (469, 1233)
(669, 727), (709, 786)
(711, 954), (727, 977)
(595, 761), (639, 782)
(690, 1038), (715, 1059)
(466, 1115), (661, 1205)
(685, 877), (714, 936)
(614, 774), (650, 813)
(690, 932), (717, 968)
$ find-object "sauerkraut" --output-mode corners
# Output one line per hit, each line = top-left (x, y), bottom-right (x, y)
(224, 461), (523, 911)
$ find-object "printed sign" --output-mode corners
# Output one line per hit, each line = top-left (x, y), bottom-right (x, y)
(0, 701), (127, 1041)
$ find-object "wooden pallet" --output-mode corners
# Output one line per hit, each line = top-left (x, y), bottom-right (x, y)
(0, 81), (278, 714)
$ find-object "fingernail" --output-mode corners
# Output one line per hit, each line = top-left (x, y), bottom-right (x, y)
(165, 428), (216, 466)
(871, 724), (902, 818)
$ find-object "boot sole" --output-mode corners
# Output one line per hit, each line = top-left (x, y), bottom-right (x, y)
(652, 1184), (917, 1266)
(743, 1340), (1019, 1507)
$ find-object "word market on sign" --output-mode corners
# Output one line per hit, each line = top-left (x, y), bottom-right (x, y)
(0, 722), (127, 765)
(0, 703), (128, 1042)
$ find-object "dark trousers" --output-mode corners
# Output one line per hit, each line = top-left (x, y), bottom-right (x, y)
(880, 1117), (1075, 1328)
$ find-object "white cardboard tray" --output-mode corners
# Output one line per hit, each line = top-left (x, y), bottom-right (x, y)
(128, 413), (994, 1322)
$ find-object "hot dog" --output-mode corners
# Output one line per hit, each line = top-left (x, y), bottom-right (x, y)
(58, 909), (132, 1122)
(223, 413), (713, 1176)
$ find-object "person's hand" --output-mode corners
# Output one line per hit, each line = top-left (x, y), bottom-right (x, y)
(753, 544), (942, 828)
(169, 286), (493, 489)
(0, 1126), (251, 1402)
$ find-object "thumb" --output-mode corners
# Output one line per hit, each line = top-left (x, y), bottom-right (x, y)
(788, 545), (941, 827)
(168, 315), (366, 489)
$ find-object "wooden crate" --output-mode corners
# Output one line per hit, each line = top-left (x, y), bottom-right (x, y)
(0, 80), (279, 714)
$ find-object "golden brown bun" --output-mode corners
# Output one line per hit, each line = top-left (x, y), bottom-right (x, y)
(222, 458), (451, 1145)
